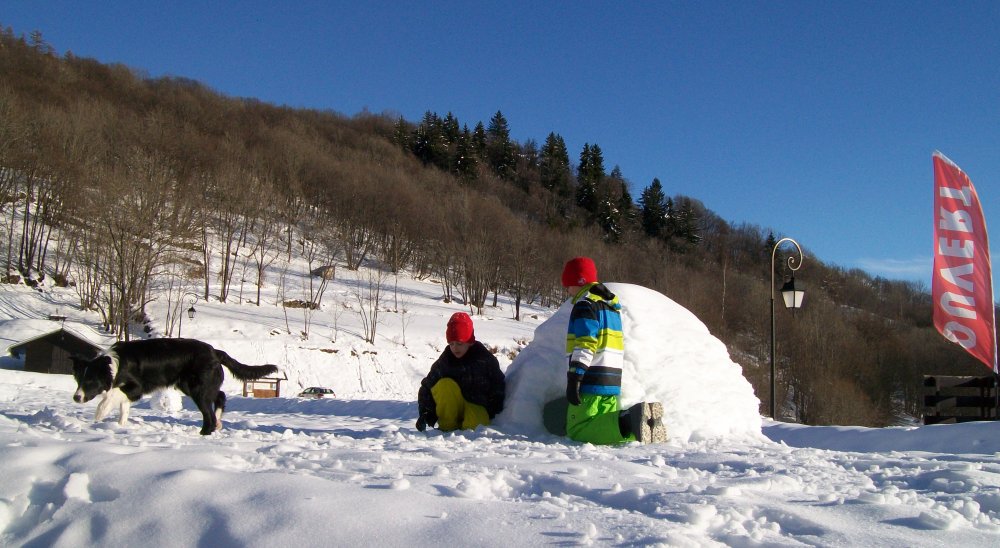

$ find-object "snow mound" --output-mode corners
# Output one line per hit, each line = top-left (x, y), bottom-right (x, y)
(496, 283), (762, 443)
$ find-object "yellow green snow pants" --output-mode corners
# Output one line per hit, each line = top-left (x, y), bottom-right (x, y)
(566, 394), (635, 445)
(431, 378), (491, 431)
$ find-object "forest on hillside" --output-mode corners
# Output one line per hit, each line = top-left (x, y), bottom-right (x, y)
(0, 27), (988, 426)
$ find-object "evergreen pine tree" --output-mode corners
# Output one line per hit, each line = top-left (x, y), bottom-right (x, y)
(486, 110), (515, 180)
(392, 116), (410, 150)
(593, 166), (632, 243)
(576, 143), (604, 217)
(659, 197), (702, 253)
(765, 231), (778, 262)
(664, 197), (678, 241)
(410, 116), (429, 163)
(540, 132), (571, 198)
(411, 111), (447, 168)
(586, 143), (606, 183)
(576, 143), (595, 213)
(639, 178), (668, 238)
(676, 198), (701, 248)
(471, 122), (488, 162)
(442, 112), (460, 145)
(453, 125), (478, 181)
(613, 168), (636, 234)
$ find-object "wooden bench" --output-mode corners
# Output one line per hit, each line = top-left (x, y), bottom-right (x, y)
(923, 375), (998, 424)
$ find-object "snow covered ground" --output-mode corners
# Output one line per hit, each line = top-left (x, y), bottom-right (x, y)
(1, 270), (999, 546)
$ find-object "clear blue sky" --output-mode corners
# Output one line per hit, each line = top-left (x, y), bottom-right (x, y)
(4, 1), (1000, 287)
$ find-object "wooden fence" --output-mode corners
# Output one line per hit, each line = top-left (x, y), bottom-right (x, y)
(922, 375), (998, 425)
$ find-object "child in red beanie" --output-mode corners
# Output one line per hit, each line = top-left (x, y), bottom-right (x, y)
(416, 312), (506, 432)
(561, 257), (666, 444)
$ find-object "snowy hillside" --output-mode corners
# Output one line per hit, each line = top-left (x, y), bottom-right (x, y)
(1, 272), (1000, 546)
(1, 267), (545, 403)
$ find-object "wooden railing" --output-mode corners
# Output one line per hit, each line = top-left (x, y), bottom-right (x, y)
(922, 375), (998, 425)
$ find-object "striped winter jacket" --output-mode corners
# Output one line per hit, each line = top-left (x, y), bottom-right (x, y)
(566, 282), (624, 396)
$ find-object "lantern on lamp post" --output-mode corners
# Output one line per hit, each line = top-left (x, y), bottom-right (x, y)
(177, 292), (199, 338)
(770, 238), (805, 419)
(780, 276), (805, 310)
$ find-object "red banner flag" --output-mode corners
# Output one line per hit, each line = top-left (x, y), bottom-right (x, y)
(932, 152), (997, 373)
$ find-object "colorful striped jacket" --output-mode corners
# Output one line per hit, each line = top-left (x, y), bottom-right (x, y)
(566, 282), (624, 396)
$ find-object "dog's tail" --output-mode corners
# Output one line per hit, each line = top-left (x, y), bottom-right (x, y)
(214, 350), (279, 381)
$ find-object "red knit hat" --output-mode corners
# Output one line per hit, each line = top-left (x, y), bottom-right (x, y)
(446, 312), (475, 343)
(561, 257), (598, 287)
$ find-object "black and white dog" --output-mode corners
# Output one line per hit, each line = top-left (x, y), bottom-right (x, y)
(71, 338), (279, 435)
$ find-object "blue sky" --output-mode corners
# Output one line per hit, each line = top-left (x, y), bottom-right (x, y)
(3, 1), (999, 287)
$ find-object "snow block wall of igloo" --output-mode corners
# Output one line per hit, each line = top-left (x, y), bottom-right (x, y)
(495, 283), (763, 443)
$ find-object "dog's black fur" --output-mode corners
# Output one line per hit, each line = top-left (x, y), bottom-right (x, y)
(71, 338), (279, 435)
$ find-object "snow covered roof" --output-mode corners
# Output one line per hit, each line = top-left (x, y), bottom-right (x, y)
(1, 319), (113, 356)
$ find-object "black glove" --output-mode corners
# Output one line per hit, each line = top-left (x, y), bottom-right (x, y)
(566, 371), (583, 406)
(416, 415), (427, 432)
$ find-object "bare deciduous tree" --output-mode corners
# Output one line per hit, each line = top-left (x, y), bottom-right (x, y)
(354, 267), (388, 344)
(245, 170), (285, 306)
(90, 146), (185, 338)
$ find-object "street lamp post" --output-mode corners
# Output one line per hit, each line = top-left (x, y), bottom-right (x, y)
(176, 292), (199, 338)
(770, 238), (805, 419)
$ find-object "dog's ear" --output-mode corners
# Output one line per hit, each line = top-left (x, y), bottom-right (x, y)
(70, 355), (102, 374)
(69, 355), (87, 375)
